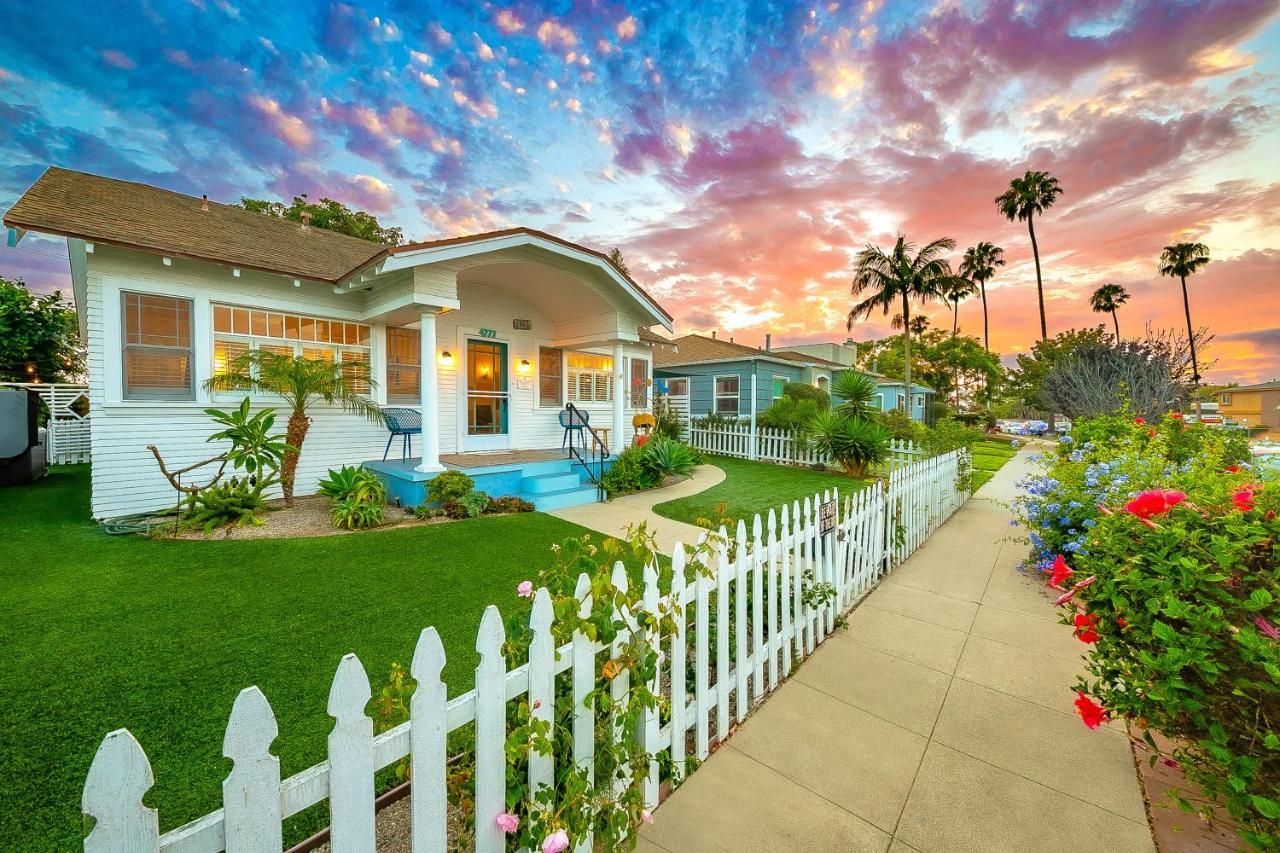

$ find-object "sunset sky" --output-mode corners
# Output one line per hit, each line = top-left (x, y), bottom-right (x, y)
(1, 1), (1277, 382)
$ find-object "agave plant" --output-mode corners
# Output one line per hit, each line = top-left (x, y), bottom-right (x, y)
(640, 437), (698, 478)
(318, 465), (388, 505)
(808, 410), (891, 477)
(831, 371), (880, 421)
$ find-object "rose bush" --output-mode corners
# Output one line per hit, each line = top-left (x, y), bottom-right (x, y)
(1014, 412), (1279, 849)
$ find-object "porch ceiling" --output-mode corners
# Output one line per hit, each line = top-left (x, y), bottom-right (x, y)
(456, 259), (613, 320)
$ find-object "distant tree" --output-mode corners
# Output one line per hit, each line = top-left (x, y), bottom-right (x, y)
(0, 276), (83, 382)
(240, 195), (403, 245)
(995, 170), (1063, 340)
(1158, 242), (1211, 387)
(856, 330), (1002, 408)
(1001, 326), (1113, 416)
(607, 247), (631, 277)
(959, 242), (1005, 351)
(891, 313), (930, 335)
(1089, 283), (1130, 342)
(938, 276), (979, 337)
(1041, 338), (1191, 422)
(849, 235), (956, 405)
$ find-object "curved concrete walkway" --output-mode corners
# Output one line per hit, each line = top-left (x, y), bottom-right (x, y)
(636, 448), (1155, 853)
(548, 463), (726, 554)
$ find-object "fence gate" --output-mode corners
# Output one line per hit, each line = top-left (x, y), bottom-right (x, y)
(1, 383), (91, 464)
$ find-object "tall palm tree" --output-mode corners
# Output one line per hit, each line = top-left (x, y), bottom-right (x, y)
(890, 313), (930, 335)
(1089, 283), (1129, 342)
(1160, 242), (1211, 417)
(205, 351), (383, 506)
(938, 276), (979, 337)
(995, 170), (1063, 340)
(959, 242), (1005, 350)
(849, 235), (956, 411)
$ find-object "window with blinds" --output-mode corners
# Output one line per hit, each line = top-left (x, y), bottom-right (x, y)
(122, 292), (194, 400)
(212, 304), (372, 393)
(566, 352), (612, 403)
(629, 357), (649, 407)
(539, 346), (563, 407)
(386, 327), (421, 402)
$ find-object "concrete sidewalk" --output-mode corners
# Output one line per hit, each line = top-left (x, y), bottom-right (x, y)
(549, 463), (725, 555)
(638, 449), (1154, 853)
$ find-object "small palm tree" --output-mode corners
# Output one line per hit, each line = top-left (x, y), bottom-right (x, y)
(938, 276), (979, 337)
(831, 370), (879, 420)
(959, 242), (1005, 350)
(849, 235), (956, 412)
(1159, 242), (1211, 386)
(1089, 283), (1130, 342)
(890, 313), (930, 335)
(995, 171), (1063, 340)
(204, 351), (383, 506)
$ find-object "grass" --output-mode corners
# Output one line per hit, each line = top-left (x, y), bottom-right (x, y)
(653, 454), (866, 528)
(970, 438), (1019, 490)
(0, 466), (623, 850)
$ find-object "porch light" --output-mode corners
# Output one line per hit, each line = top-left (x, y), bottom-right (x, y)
(518, 359), (531, 373)
(439, 350), (454, 367)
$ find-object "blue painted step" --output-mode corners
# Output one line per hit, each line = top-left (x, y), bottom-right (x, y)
(521, 471), (582, 493)
(525, 483), (601, 512)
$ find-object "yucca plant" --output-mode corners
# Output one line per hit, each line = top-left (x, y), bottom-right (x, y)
(204, 351), (383, 506)
(808, 410), (891, 477)
(831, 371), (880, 420)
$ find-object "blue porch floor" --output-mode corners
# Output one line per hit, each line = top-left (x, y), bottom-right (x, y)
(365, 449), (608, 512)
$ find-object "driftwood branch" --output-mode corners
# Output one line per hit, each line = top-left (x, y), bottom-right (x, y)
(147, 445), (229, 495)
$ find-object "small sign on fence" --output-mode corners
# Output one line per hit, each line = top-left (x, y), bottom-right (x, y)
(819, 500), (836, 535)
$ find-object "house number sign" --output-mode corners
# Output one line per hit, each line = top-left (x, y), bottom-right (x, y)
(478, 327), (498, 338)
(512, 318), (533, 330)
(819, 500), (836, 535)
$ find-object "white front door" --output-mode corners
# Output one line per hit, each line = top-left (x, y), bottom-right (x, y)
(462, 337), (511, 451)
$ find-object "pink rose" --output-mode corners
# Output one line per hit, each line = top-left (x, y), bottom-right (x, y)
(542, 829), (570, 853)
(517, 580), (534, 598)
(641, 809), (654, 824)
(495, 813), (519, 834)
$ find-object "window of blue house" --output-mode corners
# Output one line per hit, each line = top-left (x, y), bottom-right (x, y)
(715, 375), (740, 415)
(771, 375), (787, 399)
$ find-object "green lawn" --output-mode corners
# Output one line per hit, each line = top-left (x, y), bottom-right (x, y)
(653, 455), (865, 528)
(0, 467), (619, 850)
(970, 438), (1019, 489)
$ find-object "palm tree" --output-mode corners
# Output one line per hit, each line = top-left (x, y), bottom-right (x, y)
(938, 276), (979, 337)
(204, 351), (383, 506)
(849, 235), (956, 411)
(995, 170), (1063, 340)
(1160, 242), (1211, 417)
(890, 313), (930, 335)
(1089, 283), (1129, 342)
(959, 242), (1005, 350)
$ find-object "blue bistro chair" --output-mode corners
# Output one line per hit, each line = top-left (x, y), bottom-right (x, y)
(381, 408), (423, 462)
(559, 406), (590, 452)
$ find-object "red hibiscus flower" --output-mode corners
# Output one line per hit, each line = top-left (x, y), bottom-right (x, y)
(1047, 555), (1073, 589)
(1170, 413), (1183, 420)
(1134, 417), (1145, 424)
(1074, 613), (1100, 644)
(1117, 617), (1128, 628)
(1232, 488), (1256, 513)
(1074, 692), (1108, 729)
(1257, 618), (1280, 640)
(1124, 489), (1187, 519)
(1226, 465), (1240, 474)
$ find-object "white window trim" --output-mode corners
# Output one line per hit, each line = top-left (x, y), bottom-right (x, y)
(120, 290), (196, 402)
(536, 344), (566, 410)
(628, 356), (650, 410)
(665, 376), (689, 397)
(212, 304), (372, 395)
(715, 374), (740, 415)
(566, 350), (614, 405)
(771, 374), (788, 400)
(897, 393), (906, 410)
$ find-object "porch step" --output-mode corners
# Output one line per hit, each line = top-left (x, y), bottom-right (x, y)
(521, 471), (582, 494)
(523, 483), (601, 512)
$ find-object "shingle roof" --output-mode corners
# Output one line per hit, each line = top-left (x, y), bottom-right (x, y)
(1225, 381), (1280, 392)
(4, 167), (386, 283)
(654, 334), (884, 375)
(768, 349), (846, 368)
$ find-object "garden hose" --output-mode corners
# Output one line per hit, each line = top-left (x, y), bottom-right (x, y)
(100, 510), (176, 536)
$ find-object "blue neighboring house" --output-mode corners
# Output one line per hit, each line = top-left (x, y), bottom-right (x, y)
(651, 334), (934, 422)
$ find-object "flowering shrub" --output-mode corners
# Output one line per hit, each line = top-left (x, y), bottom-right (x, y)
(1014, 411), (1280, 849)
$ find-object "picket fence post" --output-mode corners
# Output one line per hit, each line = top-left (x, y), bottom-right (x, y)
(410, 628), (447, 853)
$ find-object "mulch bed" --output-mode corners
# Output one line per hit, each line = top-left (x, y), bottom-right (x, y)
(156, 496), (465, 541)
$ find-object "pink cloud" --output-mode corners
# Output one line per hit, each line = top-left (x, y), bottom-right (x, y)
(100, 49), (136, 70)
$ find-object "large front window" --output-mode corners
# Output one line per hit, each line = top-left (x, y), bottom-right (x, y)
(715, 375), (740, 415)
(539, 347), (563, 407)
(212, 305), (371, 393)
(386, 327), (420, 402)
(567, 352), (613, 403)
(630, 357), (649, 407)
(122, 292), (193, 400)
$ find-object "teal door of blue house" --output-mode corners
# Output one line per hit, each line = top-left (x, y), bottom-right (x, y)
(464, 338), (509, 450)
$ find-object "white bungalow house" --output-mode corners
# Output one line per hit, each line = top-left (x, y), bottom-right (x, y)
(4, 167), (673, 518)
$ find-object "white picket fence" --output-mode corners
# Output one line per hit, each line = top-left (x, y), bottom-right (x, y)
(689, 421), (922, 469)
(80, 450), (969, 853)
(1, 382), (91, 464)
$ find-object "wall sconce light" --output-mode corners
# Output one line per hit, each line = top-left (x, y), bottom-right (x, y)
(518, 359), (531, 373)
(439, 350), (454, 367)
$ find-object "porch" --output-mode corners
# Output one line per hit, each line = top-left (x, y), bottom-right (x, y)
(364, 447), (611, 513)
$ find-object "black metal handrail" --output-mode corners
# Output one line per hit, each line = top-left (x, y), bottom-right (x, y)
(564, 402), (609, 500)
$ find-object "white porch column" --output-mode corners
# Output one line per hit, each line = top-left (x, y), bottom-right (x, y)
(612, 342), (625, 454)
(415, 309), (444, 472)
